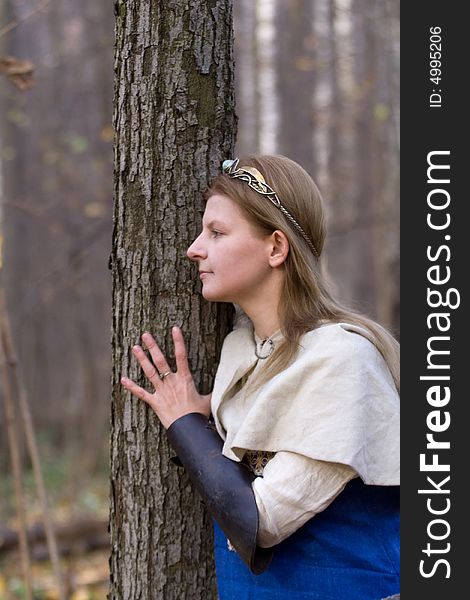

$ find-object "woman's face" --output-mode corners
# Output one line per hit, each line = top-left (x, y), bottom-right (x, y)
(187, 194), (274, 305)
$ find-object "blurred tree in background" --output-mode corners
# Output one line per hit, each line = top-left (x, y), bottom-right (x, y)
(0, 0), (114, 481)
(234, 0), (399, 333)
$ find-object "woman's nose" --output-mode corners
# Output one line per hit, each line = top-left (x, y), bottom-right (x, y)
(187, 233), (206, 261)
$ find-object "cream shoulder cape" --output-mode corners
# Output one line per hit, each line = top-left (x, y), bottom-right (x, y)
(211, 322), (400, 486)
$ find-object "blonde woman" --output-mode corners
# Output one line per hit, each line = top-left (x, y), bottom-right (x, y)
(121, 156), (400, 599)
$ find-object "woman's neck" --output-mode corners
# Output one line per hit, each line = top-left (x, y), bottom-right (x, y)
(241, 302), (281, 341)
(237, 267), (284, 340)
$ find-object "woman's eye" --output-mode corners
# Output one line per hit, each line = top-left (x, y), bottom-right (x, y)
(211, 230), (222, 238)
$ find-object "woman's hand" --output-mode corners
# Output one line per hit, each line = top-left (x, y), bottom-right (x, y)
(120, 326), (212, 429)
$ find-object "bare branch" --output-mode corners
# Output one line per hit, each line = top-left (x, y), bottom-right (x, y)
(0, 0), (52, 40)
(0, 278), (66, 600)
(0, 283), (33, 600)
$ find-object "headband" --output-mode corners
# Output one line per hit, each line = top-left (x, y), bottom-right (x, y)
(222, 158), (318, 257)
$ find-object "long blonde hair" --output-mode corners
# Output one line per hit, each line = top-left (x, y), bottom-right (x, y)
(207, 155), (400, 392)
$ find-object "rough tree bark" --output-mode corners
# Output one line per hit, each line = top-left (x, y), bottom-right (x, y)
(109, 1), (236, 598)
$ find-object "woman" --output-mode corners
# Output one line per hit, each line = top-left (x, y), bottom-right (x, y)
(121, 155), (400, 599)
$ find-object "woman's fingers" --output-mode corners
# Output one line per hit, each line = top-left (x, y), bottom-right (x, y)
(121, 327), (205, 428)
(121, 377), (154, 405)
(141, 332), (171, 376)
(131, 344), (161, 388)
(128, 328), (190, 392)
(172, 326), (191, 377)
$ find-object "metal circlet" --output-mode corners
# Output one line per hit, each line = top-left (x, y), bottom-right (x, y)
(222, 158), (318, 257)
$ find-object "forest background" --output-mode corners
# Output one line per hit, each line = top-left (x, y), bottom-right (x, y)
(0, 0), (399, 598)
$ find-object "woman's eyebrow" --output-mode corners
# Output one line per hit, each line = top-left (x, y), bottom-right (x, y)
(203, 219), (227, 229)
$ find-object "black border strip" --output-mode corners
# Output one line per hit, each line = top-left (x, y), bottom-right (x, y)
(401, 3), (465, 597)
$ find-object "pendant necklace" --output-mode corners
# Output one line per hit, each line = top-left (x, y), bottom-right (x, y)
(254, 336), (275, 360)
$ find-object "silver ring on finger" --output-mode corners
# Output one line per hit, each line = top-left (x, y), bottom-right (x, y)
(159, 370), (171, 381)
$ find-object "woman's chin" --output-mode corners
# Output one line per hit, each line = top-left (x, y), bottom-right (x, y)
(201, 286), (230, 303)
(202, 291), (220, 302)
(201, 286), (216, 301)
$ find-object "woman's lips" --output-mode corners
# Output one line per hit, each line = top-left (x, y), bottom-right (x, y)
(199, 271), (212, 279)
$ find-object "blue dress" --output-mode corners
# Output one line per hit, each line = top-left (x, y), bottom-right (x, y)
(214, 478), (400, 600)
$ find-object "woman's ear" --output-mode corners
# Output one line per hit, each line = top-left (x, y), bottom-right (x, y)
(268, 230), (289, 267)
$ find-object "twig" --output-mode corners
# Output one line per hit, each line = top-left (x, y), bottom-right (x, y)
(0, 0), (52, 39)
(0, 276), (66, 600)
(0, 303), (33, 600)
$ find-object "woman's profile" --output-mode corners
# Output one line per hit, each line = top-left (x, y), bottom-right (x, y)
(121, 155), (400, 600)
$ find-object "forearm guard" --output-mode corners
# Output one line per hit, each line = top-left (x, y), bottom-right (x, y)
(166, 412), (273, 575)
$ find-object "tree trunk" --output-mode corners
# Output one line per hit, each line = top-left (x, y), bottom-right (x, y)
(233, 0), (259, 155)
(275, 0), (316, 176)
(109, 1), (236, 598)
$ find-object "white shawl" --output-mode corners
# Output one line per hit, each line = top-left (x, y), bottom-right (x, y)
(211, 322), (399, 486)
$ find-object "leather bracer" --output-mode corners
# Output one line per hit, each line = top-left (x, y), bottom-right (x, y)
(166, 412), (273, 575)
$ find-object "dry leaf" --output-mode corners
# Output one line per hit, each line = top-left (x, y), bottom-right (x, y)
(0, 55), (34, 90)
